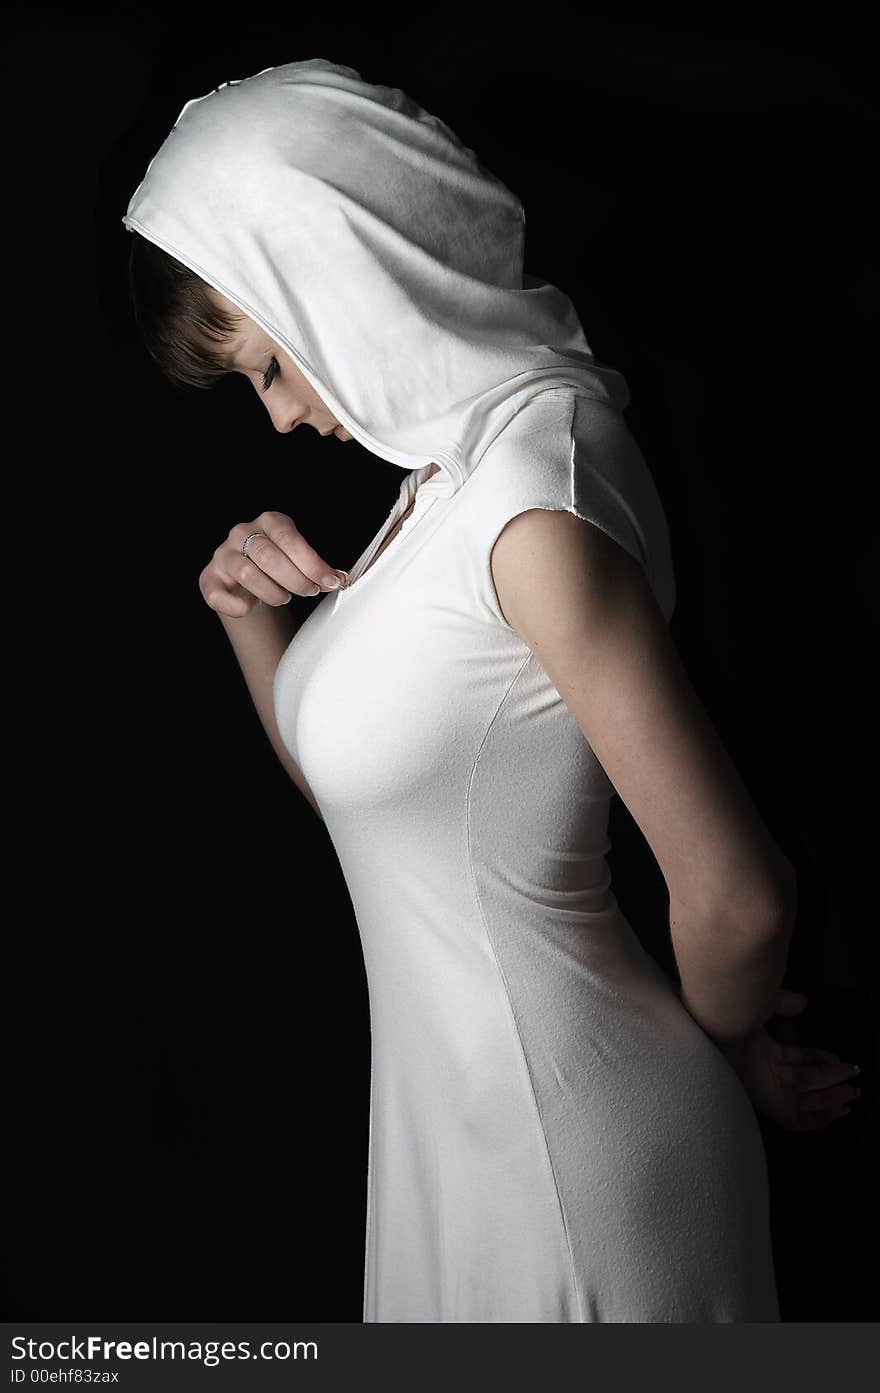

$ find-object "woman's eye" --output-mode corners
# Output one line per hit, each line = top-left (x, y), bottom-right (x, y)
(261, 357), (279, 392)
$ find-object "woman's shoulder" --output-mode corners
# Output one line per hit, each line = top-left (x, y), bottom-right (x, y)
(457, 387), (677, 624)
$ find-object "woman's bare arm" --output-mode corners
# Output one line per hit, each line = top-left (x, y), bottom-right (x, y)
(217, 601), (325, 824)
(490, 506), (796, 1051)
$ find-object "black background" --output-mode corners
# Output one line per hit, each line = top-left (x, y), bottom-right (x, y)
(4, 9), (876, 1321)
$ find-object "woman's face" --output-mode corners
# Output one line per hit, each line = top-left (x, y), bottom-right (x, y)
(206, 287), (354, 440)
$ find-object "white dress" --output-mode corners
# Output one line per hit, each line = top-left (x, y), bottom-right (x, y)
(273, 387), (780, 1323)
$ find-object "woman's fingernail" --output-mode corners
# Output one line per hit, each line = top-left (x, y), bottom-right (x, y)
(321, 575), (341, 589)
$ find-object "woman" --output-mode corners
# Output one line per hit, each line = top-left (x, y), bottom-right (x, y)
(122, 59), (860, 1322)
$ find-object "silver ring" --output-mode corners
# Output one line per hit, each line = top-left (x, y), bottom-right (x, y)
(241, 530), (266, 559)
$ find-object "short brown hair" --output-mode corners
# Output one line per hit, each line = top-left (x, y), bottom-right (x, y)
(126, 232), (246, 390)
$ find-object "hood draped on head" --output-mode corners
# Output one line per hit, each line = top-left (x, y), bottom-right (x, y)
(121, 57), (631, 494)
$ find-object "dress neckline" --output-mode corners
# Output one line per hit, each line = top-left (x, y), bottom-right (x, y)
(336, 461), (449, 598)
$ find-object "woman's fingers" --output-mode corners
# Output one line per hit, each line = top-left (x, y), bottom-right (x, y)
(198, 511), (350, 617)
(775, 1046), (859, 1092)
(733, 1033), (861, 1131)
(771, 1044), (862, 1123)
(198, 564), (259, 617)
(233, 512), (348, 599)
(793, 1102), (853, 1130)
(211, 512), (349, 604)
(231, 543), (317, 603)
(796, 1080), (861, 1113)
(224, 529), (321, 602)
(776, 1044), (840, 1066)
(798, 1060), (859, 1093)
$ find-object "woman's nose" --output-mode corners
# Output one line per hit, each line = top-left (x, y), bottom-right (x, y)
(270, 403), (305, 433)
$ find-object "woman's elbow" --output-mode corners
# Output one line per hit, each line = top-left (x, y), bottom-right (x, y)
(728, 857), (798, 940)
(671, 854), (798, 943)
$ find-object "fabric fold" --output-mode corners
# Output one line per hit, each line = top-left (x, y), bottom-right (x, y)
(122, 57), (631, 491)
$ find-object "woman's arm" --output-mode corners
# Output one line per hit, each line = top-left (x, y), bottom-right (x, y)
(490, 507), (796, 1052)
(217, 601), (325, 824)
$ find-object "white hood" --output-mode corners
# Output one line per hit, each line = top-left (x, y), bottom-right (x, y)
(121, 57), (631, 494)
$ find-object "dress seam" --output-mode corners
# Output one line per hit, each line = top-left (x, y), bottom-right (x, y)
(464, 652), (585, 1323)
(361, 985), (374, 1321)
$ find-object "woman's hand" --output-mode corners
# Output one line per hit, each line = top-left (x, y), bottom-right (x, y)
(199, 511), (349, 617)
(720, 989), (861, 1130)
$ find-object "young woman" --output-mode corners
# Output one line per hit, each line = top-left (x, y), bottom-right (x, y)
(122, 59), (859, 1323)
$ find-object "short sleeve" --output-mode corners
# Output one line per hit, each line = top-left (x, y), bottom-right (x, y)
(455, 388), (677, 630)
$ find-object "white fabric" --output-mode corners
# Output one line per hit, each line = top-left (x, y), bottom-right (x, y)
(121, 57), (633, 493)
(273, 389), (779, 1321)
(123, 59), (779, 1321)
